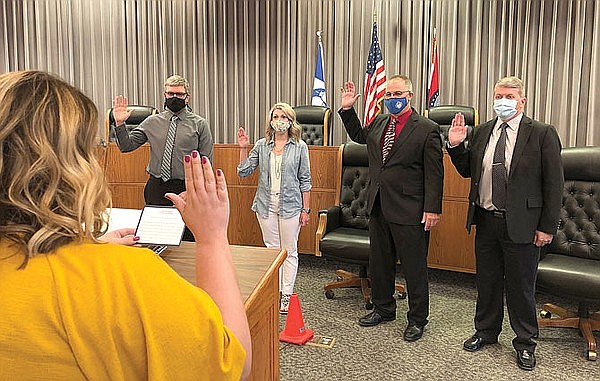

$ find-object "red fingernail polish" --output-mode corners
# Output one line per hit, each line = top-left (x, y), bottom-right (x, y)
(133, 236), (140, 241)
(192, 151), (198, 158)
(202, 156), (207, 164)
(184, 155), (191, 162)
(217, 169), (222, 176)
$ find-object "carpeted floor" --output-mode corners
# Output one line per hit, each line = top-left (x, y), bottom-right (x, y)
(279, 255), (600, 380)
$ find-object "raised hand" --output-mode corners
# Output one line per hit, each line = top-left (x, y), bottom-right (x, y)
(237, 126), (249, 149)
(448, 112), (468, 147)
(164, 152), (229, 243)
(340, 81), (361, 110)
(165, 152), (251, 379)
(112, 95), (133, 126)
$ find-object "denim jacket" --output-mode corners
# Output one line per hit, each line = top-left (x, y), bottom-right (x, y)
(237, 137), (312, 218)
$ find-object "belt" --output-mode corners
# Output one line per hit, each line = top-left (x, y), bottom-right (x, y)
(476, 206), (506, 219)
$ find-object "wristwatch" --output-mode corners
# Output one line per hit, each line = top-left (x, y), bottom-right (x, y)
(301, 208), (311, 214)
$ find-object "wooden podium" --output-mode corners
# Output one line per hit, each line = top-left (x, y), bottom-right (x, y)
(162, 243), (286, 381)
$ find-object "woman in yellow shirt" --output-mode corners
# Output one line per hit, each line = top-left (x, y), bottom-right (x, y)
(0, 70), (251, 380)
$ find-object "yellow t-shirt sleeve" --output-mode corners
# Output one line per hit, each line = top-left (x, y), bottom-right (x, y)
(50, 243), (246, 381)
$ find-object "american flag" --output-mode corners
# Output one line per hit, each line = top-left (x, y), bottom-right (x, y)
(426, 29), (440, 109)
(364, 20), (386, 126)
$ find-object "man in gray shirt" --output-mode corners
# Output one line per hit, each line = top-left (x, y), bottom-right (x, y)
(112, 75), (213, 240)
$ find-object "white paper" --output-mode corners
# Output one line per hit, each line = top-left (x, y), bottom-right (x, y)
(134, 206), (186, 246)
(106, 208), (142, 231)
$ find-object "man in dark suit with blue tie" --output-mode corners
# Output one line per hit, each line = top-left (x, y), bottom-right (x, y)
(447, 76), (563, 371)
(338, 75), (444, 342)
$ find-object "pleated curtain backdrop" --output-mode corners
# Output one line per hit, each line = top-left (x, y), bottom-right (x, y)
(1, 0), (598, 146)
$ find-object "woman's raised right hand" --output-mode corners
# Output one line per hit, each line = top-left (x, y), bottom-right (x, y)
(237, 126), (249, 149)
(164, 152), (229, 243)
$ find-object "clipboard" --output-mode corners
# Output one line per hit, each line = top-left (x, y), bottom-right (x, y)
(134, 205), (186, 246)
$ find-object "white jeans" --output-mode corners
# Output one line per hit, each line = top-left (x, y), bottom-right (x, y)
(256, 193), (301, 295)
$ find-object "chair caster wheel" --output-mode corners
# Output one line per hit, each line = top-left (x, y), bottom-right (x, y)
(325, 290), (335, 299)
(397, 292), (407, 300)
(365, 302), (373, 310)
(587, 350), (597, 361)
(540, 310), (551, 319)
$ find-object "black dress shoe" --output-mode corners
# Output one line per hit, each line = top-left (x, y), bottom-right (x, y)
(358, 311), (395, 327)
(516, 349), (536, 371)
(463, 334), (498, 352)
(403, 325), (424, 342)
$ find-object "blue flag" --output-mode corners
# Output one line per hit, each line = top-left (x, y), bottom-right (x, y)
(311, 40), (327, 107)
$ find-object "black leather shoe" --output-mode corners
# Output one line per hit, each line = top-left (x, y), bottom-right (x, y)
(516, 349), (536, 371)
(358, 311), (395, 327)
(403, 325), (425, 342)
(463, 334), (498, 352)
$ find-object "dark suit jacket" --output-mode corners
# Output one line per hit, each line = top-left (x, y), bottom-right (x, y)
(447, 115), (563, 243)
(338, 107), (444, 225)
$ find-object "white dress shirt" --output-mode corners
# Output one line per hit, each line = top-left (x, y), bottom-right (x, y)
(479, 113), (523, 210)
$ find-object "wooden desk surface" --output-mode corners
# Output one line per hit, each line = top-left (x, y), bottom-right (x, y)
(161, 243), (285, 303)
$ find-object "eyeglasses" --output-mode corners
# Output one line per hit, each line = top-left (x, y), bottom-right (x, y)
(384, 90), (411, 98)
(164, 91), (188, 99)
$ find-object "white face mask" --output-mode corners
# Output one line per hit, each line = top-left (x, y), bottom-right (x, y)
(493, 98), (518, 121)
(271, 120), (291, 133)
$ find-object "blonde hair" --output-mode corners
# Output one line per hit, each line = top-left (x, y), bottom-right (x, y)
(0, 71), (111, 266)
(495, 76), (525, 97)
(164, 75), (190, 93)
(264, 102), (302, 142)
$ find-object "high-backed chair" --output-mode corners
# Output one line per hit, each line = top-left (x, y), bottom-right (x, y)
(537, 146), (600, 361)
(425, 105), (478, 146)
(105, 105), (158, 142)
(293, 105), (331, 146)
(315, 142), (405, 309)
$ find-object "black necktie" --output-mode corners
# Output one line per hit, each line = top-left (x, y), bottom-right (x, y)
(492, 123), (508, 210)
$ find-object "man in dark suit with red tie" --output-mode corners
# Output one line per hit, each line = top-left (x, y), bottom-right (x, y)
(338, 75), (444, 342)
(447, 76), (563, 371)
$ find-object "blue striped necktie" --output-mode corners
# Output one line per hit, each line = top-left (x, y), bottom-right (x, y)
(160, 115), (178, 182)
(382, 118), (397, 163)
(491, 123), (508, 210)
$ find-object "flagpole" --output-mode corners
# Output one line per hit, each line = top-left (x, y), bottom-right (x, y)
(316, 30), (322, 43)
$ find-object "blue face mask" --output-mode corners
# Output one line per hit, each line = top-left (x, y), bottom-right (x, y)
(493, 98), (518, 121)
(384, 97), (408, 115)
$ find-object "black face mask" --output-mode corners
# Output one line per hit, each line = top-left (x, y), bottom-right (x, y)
(164, 97), (186, 113)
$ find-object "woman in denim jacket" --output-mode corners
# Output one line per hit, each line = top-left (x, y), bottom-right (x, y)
(237, 103), (312, 313)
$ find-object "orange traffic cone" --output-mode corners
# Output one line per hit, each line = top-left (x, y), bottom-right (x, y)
(279, 293), (314, 345)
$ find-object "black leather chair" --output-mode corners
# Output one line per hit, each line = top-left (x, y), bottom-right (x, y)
(537, 146), (600, 361)
(315, 142), (406, 309)
(425, 105), (478, 146)
(293, 105), (331, 146)
(105, 105), (158, 142)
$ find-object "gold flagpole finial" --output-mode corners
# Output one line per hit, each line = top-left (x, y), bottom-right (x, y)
(316, 30), (322, 42)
